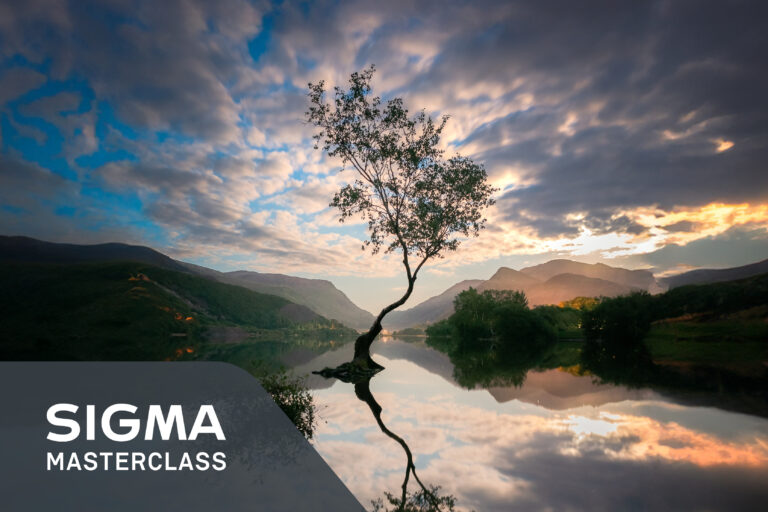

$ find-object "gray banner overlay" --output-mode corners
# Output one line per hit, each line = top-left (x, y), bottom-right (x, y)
(0, 362), (363, 511)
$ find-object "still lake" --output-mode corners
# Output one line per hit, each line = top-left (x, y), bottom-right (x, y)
(290, 338), (768, 511)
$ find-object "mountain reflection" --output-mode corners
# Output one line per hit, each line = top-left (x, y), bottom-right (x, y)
(305, 341), (768, 511)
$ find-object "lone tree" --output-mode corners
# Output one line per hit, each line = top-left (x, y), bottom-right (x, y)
(307, 66), (495, 370)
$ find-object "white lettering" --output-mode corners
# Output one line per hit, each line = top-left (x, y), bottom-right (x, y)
(145, 405), (186, 440)
(188, 405), (225, 440)
(102, 404), (140, 442)
(212, 451), (227, 471)
(47, 404), (80, 442)
(46, 452), (63, 470)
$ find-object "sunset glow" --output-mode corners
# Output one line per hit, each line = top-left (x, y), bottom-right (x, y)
(1, 1), (766, 309)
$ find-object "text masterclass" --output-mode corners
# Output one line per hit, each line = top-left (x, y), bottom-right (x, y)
(45, 403), (227, 471)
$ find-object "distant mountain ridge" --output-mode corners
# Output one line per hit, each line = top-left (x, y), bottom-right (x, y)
(384, 261), (658, 330)
(525, 273), (633, 305)
(477, 267), (540, 292)
(0, 235), (374, 330)
(0, 235), (189, 272)
(520, 259), (659, 291)
(183, 263), (375, 330)
(661, 258), (768, 289)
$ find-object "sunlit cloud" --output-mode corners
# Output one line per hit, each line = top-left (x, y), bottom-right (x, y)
(427, 201), (768, 272)
(714, 138), (735, 152)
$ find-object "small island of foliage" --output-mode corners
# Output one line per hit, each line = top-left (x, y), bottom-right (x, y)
(426, 274), (768, 414)
(426, 288), (568, 387)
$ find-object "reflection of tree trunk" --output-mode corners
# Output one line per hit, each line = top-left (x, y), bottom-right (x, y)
(354, 378), (441, 510)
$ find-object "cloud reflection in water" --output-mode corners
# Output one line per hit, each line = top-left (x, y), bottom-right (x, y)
(311, 354), (768, 511)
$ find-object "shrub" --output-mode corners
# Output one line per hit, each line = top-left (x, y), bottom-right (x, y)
(494, 305), (557, 359)
(425, 319), (453, 338)
(257, 369), (316, 440)
(581, 291), (653, 347)
(451, 288), (530, 350)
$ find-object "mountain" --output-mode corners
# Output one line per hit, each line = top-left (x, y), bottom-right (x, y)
(0, 235), (188, 272)
(487, 369), (658, 409)
(385, 260), (650, 329)
(182, 263), (374, 330)
(520, 259), (658, 290)
(0, 260), (325, 360)
(0, 235), (374, 330)
(384, 279), (484, 330)
(477, 267), (541, 292)
(661, 258), (768, 289)
(525, 273), (633, 305)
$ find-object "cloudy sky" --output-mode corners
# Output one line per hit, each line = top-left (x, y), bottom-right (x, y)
(1, 0), (767, 312)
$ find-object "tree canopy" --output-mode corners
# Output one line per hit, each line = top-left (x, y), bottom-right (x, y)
(307, 66), (496, 279)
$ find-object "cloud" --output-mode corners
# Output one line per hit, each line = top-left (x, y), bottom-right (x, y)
(2, 0), (262, 143)
(616, 224), (768, 273)
(0, 67), (47, 105)
(0, 154), (75, 207)
(1, 0), (767, 284)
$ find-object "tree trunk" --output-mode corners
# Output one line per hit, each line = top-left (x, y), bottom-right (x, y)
(352, 276), (416, 368)
(353, 326), (385, 369)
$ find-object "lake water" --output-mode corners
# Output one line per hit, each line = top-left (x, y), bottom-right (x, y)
(291, 339), (768, 511)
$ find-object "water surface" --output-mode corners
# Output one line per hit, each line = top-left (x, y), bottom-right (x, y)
(292, 339), (768, 511)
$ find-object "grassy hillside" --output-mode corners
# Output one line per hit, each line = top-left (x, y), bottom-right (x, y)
(184, 263), (375, 330)
(223, 270), (375, 330)
(0, 235), (375, 331)
(0, 261), (344, 360)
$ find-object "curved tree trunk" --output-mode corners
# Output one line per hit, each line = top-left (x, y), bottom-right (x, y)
(352, 276), (415, 368)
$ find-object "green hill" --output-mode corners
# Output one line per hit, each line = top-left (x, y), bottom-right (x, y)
(0, 235), (375, 331)
(185, 263), (375, 330)
(0, 261), (338, 360)
(0, 235), (189, 271)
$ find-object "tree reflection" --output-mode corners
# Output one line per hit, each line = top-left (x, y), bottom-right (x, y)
(427, 331), (556, 389)
(313, 367), (459, 511)
(579, 325), (768, 418)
